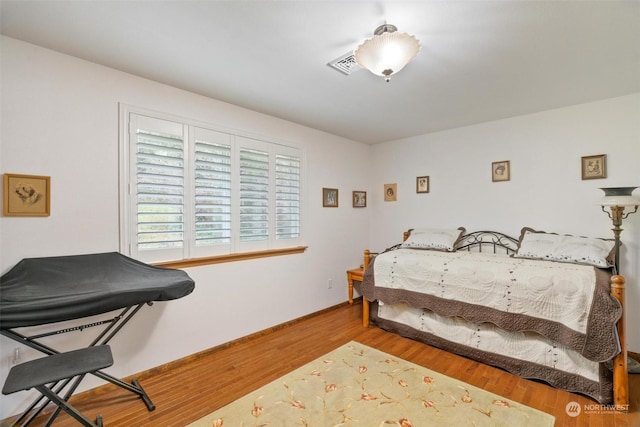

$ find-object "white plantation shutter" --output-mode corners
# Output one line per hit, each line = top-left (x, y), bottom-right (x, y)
(275, 153), (300, 240)
(193, 128), (233, 256)
(121, 107), (304, 263)
(129, 115), (187, 262)
(238, 139), (270, 249)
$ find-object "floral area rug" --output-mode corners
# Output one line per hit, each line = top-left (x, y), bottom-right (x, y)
(187, 341), (555, 426)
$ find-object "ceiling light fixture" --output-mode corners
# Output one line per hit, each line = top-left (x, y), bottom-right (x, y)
(354, 24), (420, 82)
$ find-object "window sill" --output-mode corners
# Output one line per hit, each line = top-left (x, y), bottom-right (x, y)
(153, 246), (308, 269)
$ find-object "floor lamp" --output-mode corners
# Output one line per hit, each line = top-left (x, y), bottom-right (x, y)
(598, 187), (639, 274)
(598, 186), (639, 407)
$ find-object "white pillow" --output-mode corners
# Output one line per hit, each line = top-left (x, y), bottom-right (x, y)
(514, 227), (614, 268)
(401, 227), (466, 252)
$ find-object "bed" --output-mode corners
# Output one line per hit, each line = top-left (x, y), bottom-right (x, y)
(360, 228), (629, 408)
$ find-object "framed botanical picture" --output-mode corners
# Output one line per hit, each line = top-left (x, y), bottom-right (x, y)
(322, 187), (339, 207)
(352, 191), (366, 208)
(3, 173), (51, 217)
(492, 161), (510, 182)
(416, 176), (429, 193)
(384, 183), (397, 201)
(581, 154), (606, 180)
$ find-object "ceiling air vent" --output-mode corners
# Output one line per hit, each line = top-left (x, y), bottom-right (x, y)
(327, 52), (361, 75)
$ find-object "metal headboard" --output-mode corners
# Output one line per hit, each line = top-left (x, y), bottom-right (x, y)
(455, 230), (519, 254)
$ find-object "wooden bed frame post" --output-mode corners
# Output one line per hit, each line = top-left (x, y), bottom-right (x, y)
(362, 250), (371, 328)
(611, 274), (629, 409)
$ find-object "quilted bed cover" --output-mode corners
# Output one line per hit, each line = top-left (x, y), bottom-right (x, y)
(362, 249), (621, 362)
(361, 248), (624, 403)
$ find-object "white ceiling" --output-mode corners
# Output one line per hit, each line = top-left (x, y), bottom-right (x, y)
(1, 1), (639, 144)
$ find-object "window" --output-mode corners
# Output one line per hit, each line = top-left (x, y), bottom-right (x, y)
(120, 107), (303, 264)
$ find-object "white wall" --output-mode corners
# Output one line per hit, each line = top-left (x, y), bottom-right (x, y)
(0, 36), (372, 418)
(368, 93), (640, 351)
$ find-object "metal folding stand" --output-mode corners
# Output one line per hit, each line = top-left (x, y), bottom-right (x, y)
(1, 302), (156, 426)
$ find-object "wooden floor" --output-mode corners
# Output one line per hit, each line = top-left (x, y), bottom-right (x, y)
(3, 300), (639, 427)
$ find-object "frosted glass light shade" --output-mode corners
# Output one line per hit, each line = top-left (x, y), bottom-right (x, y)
(354, 25), (420, 82)
(598, 187), (640, 207)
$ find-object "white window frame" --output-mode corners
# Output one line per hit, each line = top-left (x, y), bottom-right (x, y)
(119, 104), (304, 264)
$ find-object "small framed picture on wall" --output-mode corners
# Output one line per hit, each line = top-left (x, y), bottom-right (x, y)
(581, 154), (606, 180)
(492, 161), (510, 182)
(3, 173), (51, 217)
(322, 187), (339, 207)
(384, 183), (397, 201)
(352, 191), (366, 208)
(416, 176), (429, 193)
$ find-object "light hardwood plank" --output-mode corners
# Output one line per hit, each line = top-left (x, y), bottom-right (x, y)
(2, 301), (638, 427)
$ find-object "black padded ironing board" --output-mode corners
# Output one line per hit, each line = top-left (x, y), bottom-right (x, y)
(0, 251), (195, 329)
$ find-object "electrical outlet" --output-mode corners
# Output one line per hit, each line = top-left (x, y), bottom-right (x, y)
(327, 279), (333, 289)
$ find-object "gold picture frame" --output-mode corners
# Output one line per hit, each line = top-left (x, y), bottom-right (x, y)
(3, 173), (51, 217)
(416, 176), (429, 193)
(352, 191), (366, 208)
(384, 183), (397, 201)
(492, 161), (510, 182)
(581, 154), (606, 180)
(322, 187), (339, 207)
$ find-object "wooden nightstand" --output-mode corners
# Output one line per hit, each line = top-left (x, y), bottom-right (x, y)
(346, 267), (364, 304)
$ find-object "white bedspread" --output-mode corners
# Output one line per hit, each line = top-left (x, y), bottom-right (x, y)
(377, 301), (600, 382)
(373, 250), (595, 334)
